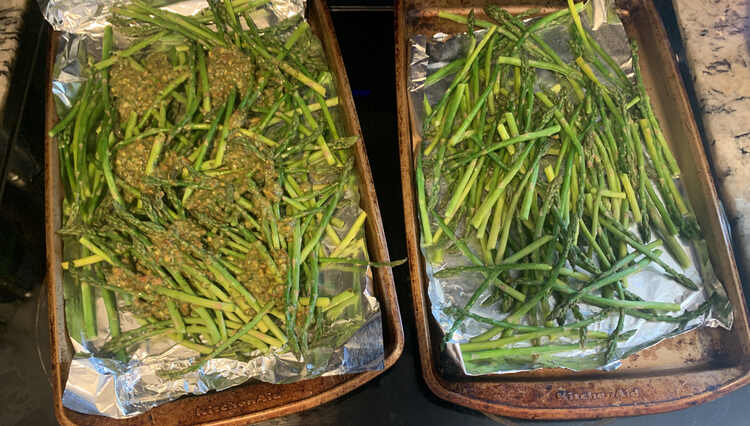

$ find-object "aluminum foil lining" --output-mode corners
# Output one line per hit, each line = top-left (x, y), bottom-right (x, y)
(408, 2), (733, 376)
(40, 0), (304, 34)
(63, 293), (383, 417)
(43, 0), (385, 418)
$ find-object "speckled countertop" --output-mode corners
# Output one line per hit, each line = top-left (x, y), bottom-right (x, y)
(0, 0), (30, 116)
(672, 0), (750, 282)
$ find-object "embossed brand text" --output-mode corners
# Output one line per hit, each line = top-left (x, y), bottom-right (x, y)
(196, 392), (283, 417)
(555, 388), (640, 401)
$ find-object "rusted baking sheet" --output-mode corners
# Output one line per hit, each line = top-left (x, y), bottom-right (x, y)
(45, 0), (404, 423)
(395, 0), (750, 419)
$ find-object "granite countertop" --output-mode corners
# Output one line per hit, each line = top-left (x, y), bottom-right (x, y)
(672, 0), (750, 281)
(0, 0), (30, 116)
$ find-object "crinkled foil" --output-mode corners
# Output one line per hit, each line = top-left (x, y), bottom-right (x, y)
(43, 0), (385, 418)
(62, 291), (383, 417)
(408, 2), (732, 376)
(40, 0), (304, 34)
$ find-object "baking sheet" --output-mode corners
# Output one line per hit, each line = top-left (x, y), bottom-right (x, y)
(407, 1), (732, 376)
(42, 0), (385, 418)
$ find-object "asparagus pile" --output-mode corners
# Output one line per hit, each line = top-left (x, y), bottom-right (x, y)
(52, 0), (371, 371)
(417, 2), (715, 367)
